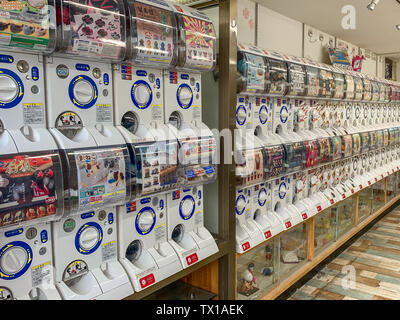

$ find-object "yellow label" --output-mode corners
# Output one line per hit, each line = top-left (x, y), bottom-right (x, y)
(23, 103), (43, 107)
(31, 261), (50, 270)
(102, 241), (115, 247)
(155, 223), (165, 229)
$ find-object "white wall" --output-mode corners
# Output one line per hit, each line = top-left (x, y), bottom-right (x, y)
(303, 24), (335, 64)
(256, 5), (303, 56)
(237, 0), (256, 45)
(254, 1), (380, 76)
(359, 48), (377, 76)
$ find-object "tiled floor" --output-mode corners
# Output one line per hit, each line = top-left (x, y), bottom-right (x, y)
(288, 208), (400, 300)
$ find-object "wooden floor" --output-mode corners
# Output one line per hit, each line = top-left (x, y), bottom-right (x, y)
(288, 207), (400, 300)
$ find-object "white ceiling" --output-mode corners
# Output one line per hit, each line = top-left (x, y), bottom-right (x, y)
(254, 0), (400, 59)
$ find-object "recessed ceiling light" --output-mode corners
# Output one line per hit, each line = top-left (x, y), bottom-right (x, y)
(396, 24), (400, 30)
(367, 0), (380, 11)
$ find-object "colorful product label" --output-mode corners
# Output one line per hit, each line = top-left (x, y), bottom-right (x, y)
(133, 141), (178, 194)
(182, 15), (214, 70)
(0, 0), (50, 49)
(133, 1), (174, 64)
(243, 52), (265, 93)
(65, 0), (122, 59)
(0, 153), (58, 227)
(74, 148), (126, 210)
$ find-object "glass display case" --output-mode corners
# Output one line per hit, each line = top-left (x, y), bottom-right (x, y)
(279, 223), (308, 280)
(334, 195), (356, 238)
(372, 179), (386, 212)
(387, 174), (397, 202)
(237, 239), (279, 299)
(358, 186), (373, 223)
(314, 208), (336, 254)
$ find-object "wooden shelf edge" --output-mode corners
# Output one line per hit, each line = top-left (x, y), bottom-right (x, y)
(123, 240), (231, 300)
(257, 194), (400, 300)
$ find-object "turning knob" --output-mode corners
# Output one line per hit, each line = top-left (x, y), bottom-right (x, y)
(73, 79), (94, 105)
(237, 107), (247, 124)
(259, 106), (268, 123)
(0, 75), (18, 103)
(178, 86), (193, 106)
(236, 197), (246, 213)
(137, 210), (154, 233)
(79, 227), (99, 250)
(181, 198), (194, 218)
(133, 83), (151, 106)
(0, 246), (27, 274)
(259, 189), (267, 202)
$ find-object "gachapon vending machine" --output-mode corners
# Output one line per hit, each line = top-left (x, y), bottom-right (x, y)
(0, 0), (63, 300)
(45, 0), (133, 300)
(235, 147), (265, 253)
(162, 4), (219, 268)
(111, 0), (183, 292)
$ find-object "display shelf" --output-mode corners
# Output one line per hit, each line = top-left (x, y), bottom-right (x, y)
(236, 239), (279, 300)
(251, 177), (400, 300)
(279, 223), (308, 281)
(335, 195), (357, 239)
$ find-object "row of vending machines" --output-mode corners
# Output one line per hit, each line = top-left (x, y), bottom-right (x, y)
(0, 0), (219, 300)
(235, 43), (400, 254)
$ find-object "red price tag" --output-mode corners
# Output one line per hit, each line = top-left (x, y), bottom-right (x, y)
(317, 205), (322, 212)
(368, 181), (371, 185)
(342, 194), (346, 199)
(351, 189), (354, 194)
(302, 213), (308, 220)
(285, 221), (292, 229)
(139, 273), (155, 289)
(330, 199), (335, 205)
(186, 253), (199, 266)
(264, 230), (272, 239)
(242, 242), (251, 252)
(359, 185), (363, 190)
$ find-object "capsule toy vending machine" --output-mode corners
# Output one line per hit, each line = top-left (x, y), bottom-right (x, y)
(342, 70), (355, 134)
(315, 64), (335, 137)
(282, 141), (307, 224)
(370, 78), (380, 132)
(250, 144), (287, 240)
(0, 0), (64, 300)
(236, 44), (278, 146)
(235, 147), (265, 253)
(250, 181), (283, 244)
(347, 72), (364, 133)
(330, 67), (346, 135)
(283, 54), (307, 142)
(112, 0), (183, 292)
(45, 0), (133, 299)
(164, 4), (219, 267)
(261, 50), (293, 144)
